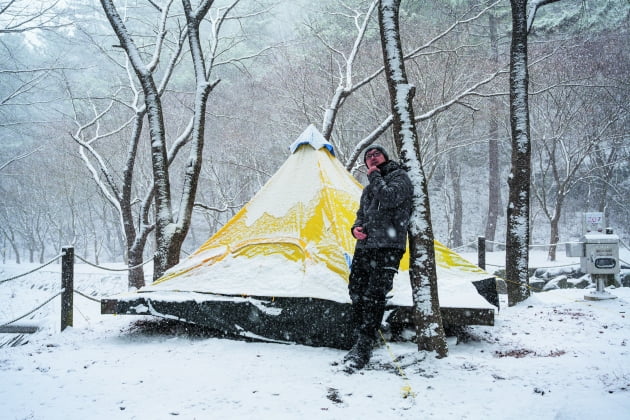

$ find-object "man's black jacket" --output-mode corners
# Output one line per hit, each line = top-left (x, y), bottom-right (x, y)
(352, 160), (412, 251)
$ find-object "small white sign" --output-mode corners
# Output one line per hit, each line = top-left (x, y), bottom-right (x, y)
(583, 212), (604, 233)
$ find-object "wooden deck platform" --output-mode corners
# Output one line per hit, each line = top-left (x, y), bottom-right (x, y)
(102, 286), (495, 349)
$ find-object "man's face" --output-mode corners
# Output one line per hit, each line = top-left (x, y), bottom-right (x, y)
(365, 149), (386, 168)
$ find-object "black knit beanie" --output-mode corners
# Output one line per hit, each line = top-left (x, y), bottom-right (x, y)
(363, 144), (390, 164)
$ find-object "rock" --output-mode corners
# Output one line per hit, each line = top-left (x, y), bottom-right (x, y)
(529, 278), (546, 292)
(568, 275), (591, 289)
(495, 278), (507, 294)
(542, 275), (568, 291)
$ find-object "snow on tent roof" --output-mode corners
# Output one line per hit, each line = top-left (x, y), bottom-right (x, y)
(289, 124), (335, 155)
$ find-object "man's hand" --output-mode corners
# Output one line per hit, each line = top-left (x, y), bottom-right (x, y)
(367, 161), (380, 175)
(352, 226), (367, 240)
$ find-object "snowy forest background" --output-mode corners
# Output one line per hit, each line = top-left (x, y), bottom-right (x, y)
(1, 0), (629, 276)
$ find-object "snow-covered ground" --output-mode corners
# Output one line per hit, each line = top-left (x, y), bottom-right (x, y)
(1, 250), (629, 420)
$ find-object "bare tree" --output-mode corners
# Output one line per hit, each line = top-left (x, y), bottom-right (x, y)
(81, 0), (272, 286)
(0, 0), (69, 34)
(305, 1), (504, 173)
(0, 3), (84, 264)
(446, 150), (463, 248)
(531, 84), (623, 260)
(353, 4), (505, 168)
(313, 0), (379, 141)
(484, 9), (504, 252)
(378, 0), (447, 358)
(0, 0), (71, 109)
(0, 211), (21, 264)
(505, 0), (588, 305)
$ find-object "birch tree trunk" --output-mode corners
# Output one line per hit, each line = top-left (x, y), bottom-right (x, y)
(378, 0), (447, 357)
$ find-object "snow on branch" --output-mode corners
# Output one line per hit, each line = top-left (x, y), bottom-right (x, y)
(405, 0), (502, 60)
(147, 0), (174, 72)
(345, 68), (506, 172)
(193, 202), (244, 213)
(324, 0), (500, 143)
(318, 0), (378, 140)
(527, 0), (564, 33)
(415, 70), (507, 122)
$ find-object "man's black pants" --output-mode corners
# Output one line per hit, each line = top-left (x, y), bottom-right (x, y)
(348, 248), (404, 341)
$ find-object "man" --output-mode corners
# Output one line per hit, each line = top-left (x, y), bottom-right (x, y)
(343, 144), (413, 371)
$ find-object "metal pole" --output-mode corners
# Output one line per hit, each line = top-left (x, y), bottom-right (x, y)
(478, 236), (486, 270)
(61, 246), (74, 331)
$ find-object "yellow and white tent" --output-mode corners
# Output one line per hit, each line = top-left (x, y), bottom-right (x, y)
(103, 125), (496, 348)
(149, 124), (361, 301)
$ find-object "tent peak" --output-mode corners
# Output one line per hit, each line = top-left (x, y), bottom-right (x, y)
(289, 125), (335, 156)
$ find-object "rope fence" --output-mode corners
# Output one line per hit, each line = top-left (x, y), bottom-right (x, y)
(1, 237), (628, 335)
(483, 239), (577, 248)
(0, 253), (154, 285)
(450, 240), (477, 252)
(485, 261), (581, 270)
(72, 289), (103, 303)
(0, 290), (63, 330)
(447, 237), (614, 257)
(74, 253), (153, 271)
(0, 253), (63, 285)
(466, 236), (630, 271)
(1, 247), (154, 334)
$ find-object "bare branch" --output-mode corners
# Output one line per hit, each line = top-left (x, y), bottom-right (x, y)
(146, 0), (163, 13)
(527, 0), (564, 33)
(147, 0), (175, 72)
(0, 0), (71, 33)
(193, 202), (244, 213)
(0, 147), (42, 172)
(324, 0), (500, 142)
(406, 0), (502, 60)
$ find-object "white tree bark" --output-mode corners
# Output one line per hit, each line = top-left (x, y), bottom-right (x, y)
(378, 0), (447, 358)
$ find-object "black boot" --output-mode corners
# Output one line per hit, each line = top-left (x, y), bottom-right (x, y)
(342, 340), (361, 363)
(343, 334), (373, 371)
(342, 297), (385, 371)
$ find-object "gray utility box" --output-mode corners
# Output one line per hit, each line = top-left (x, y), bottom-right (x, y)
(566, 233), (620, 276)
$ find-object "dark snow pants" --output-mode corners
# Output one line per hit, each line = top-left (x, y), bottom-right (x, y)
(348, 248), (404, 341)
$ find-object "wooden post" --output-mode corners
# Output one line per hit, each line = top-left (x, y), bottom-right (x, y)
(61, 246), (74, 331)
(478, 236), (486, 270)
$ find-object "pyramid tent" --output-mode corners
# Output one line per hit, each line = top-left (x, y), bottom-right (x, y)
(103, 125), (496, 348)
(150, 124), (361, 301)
